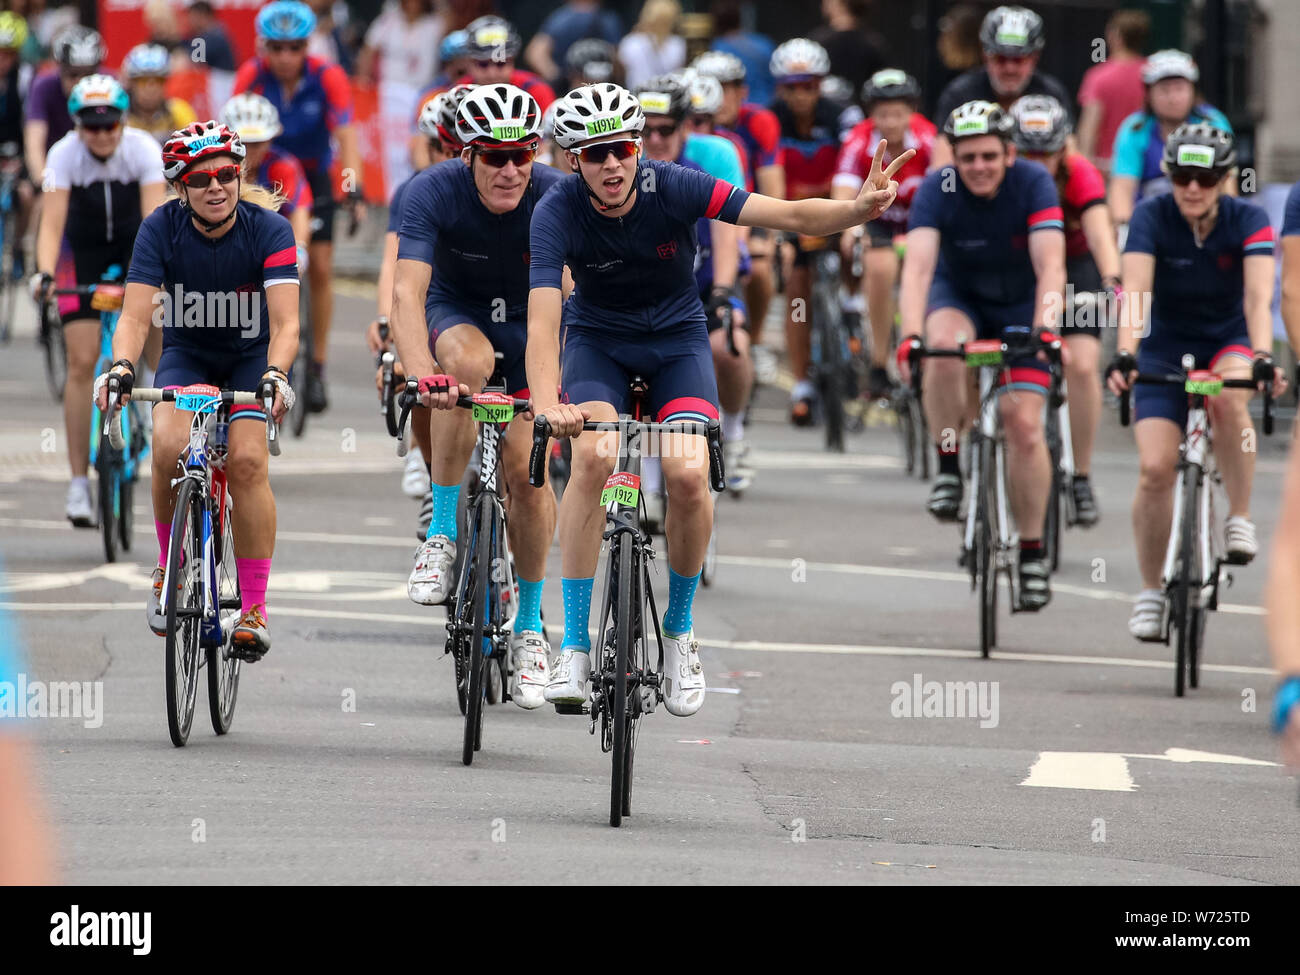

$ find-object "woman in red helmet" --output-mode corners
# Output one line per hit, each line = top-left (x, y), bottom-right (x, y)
(94, 120), (301, 659)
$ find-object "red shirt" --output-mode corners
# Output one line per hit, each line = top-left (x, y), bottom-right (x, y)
(833, 114), (935, 228)
(1058, 152), (1107, 258)
(1077, 58), (1145, 165)
(259, 147), (313, 216)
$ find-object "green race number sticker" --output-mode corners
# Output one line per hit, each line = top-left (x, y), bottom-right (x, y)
(871, 69), (908, 88)
(492, 124), (527, 141)
(585, 116), (622, 136)
(601, 472), (640, 508)
(1185, 377), (1224, 396)
(471, 396), (515, 424)
(965, 348), (1003, 368)
(953, 117), (988, 136)
(1176, 144), (1215, 168)
(637, 92), (671, 114)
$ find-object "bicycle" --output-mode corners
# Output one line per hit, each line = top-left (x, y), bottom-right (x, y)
(102, 379), (282, 746)
(51, 269), (148, 563)
(374, 316), (399, 438)
(1117, 356), (1273, 697)
(911, 327), (1062, 657)
(289, 278), (313, 437)
(0, 140), (24, 344)
(804, 233), (854, 452)
(395, 373), (530, 767)
(529, 378), (725, 827)
(37, 282), (68, 404)
(898, 340), (931, 479)
(1042, 354), (1075, 574)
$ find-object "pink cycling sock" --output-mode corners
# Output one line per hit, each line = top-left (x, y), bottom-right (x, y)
(155, 521), (170, 567)
(236, 558), (271, 617)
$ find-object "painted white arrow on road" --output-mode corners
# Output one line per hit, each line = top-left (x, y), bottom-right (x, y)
(1021, 748), (1279, 792)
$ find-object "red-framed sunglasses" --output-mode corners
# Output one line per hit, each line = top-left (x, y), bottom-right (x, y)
(570, 139), (640, 164)
(180, 165), (241, 188)
(475, 144), (538, 168)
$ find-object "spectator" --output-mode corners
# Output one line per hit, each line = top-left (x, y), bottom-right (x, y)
(23, 24), (102, 181)
(934, 3), (981, 98)
(143, 0), (185, 54)
(810, 0), (885, 97)
(524, 0), (622, 90)
(306, 0), (356, 74)
(931, 5), (1074, 169)
(711, 0), (774, 107)
(619, 0), (685, 90)
(187, 1), (237, 72)
(1076, 9), (1148, 174)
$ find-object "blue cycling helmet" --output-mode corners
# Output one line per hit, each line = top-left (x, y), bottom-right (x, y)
(122, 43), (172, 79)
(440, 29), (468, 64)
(69, 74), (129, 119)
(256, 1), (316, 42)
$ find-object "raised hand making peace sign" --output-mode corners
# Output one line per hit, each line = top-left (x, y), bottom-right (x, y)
(854, 139), (917, 223)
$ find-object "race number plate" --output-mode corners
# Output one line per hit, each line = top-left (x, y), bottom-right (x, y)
(174, 383), (222, 414)
(1185, 371), (1224, 396)
(964, 339), (1004, 368)
(471, 392), (515, 425)
(601, 472), (640, 508)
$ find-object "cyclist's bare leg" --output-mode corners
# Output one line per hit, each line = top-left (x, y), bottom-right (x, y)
(661, 433), (713, 574)
(63, 318), (99, 478)
(865, 245), (899, 369)
(999, 390), (1051, 538)
(1207, 357), (1255, 517)
(150, 403), (190, 543)
(785, 265), (811, 381)
(1133, 417), (1181, 589)
(307, 239), (332, 367)
(1064, 334), (1101, 475)
(558, 401), (619, 578)
(426, 323), (486, 487)
(920, 308), (973, 445)
(745, 239), (774, 345)
(226, 418), (275, 559)
(501, 413), (557, 583)
(710, 323), (752, 412)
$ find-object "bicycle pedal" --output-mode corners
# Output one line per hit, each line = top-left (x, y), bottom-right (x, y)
(553, 701), (587, 716)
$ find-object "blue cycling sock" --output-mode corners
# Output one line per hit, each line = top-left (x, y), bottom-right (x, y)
(514, 576), (544, 634)
(561, 577), (594, 651)
(426, 482), (460, 542)
(663, 568), (701, 638)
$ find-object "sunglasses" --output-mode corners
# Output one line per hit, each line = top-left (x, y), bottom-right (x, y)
(475, 145), (537, 168)
(571, 139), (639, 164)
(473, 59), (507, 69)
(990, 54), (1032, 66)
(180, 165), (241, 188)
(81, 121), (121, 134)
(780, 80), (820, 92)
(267, 41), (307, 54)
(644, 123), (680, 139)
(957, 150), (1003, 164)
(1170, 170), (1222, 188)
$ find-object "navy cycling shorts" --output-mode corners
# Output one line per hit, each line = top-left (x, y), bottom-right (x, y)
(926, 274), (1048, 393)
(561, 324), (720, 422)
(427, 302), (529, 396)
(154, 344), (268, 421)
(1134, 332), (1253, 426)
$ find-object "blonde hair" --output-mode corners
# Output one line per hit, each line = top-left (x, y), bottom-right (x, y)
(636, 0), (680, 43)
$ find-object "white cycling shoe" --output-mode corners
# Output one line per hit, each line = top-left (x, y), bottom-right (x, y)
(544, 647), (591, 707)
(1128, 589), (1165, 642)
(1224, 516), (1257, 565)
(66, 479), (94, 528)
(724, 437), (753, 494)
(402, 446), (427, 498)
(509, 630), (550, 710)
(663, 629), (706, 716)
(407, 535), (456, 605)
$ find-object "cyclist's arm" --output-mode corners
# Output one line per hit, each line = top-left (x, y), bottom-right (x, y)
(22, 118), (46, 184)
(1108, 175), (1137, 225)
(755, 163), (784, 201)
(409, 133), (430, 172)
(140, 180), (166, 218)
(1118, 251), (1154, 354)
(1028, 229), (1066, 330)
(710, 221), (740, 289)
(1081, 204), (1121, 281)
(109, 282), (164, 366)
(737, 156), (909, 235)
(34, 185), (67, 277)
(289, 205), (310, 248)
(1076, 101), (1102, 165)
(524, 33), (558, 84)
(264, 277), (301, 376)
(375, 231), (400, 320)
(391, 257), (436, 379)
(1243, 254), (1276, 355)
(335, 123), (362, 195)
(1282, 237), (1300, 352)
(524, 286), (563, 414)
(898, 227), (939, 339)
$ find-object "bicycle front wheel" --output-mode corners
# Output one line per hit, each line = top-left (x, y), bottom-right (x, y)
(42, 305), (66, 402)
(208, 491), (241, 735)
(610, 538), (636, 827)
(290, 323), (312, 438)
(462, 498), (493, 766)
(1173, 467), (1202, 698)
(165, 478), (204, 746)
(96, 433), (118, 564)
(977, 437), (998, 657)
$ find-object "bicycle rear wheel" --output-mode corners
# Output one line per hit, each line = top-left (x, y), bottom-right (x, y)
(462, 498), (492, 765)
(41, 305), (67, 402)
(895, 392), (916, 475)
(165, 478), (204, 746)
(208, 491), (241, 735)
(610, 538), (636, 827)
(977, 437), (997, 658)
(96, 433), (118, 563)
(290, 290), (312, 437)
(1173, 467), (1201, 698)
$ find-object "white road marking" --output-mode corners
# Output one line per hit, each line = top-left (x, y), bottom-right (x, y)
(1021, 747), (1278, 791)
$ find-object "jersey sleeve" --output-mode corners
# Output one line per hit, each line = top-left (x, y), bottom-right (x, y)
(1239, 203), (1275, 258)
(748, 108), (780, 169)
(528, 190), (569, 291)
(906, 171), (946, 231)
(1025, 166), (1064, 233)
(396, 170), (440, 264)
(128, 130), (166, 185)
(22, 73), (53, 125)
(1124, 199), (1157, 256)
(660, 160), (749, 224)
(125, 210), (166, 287)
(232, 58), (259, 95)
(320, 63), (354, 130)
(260, 211), (299, 287)
(1109, 113), (1146, 180)
(1282, 181), (1300, 238)
(387, 178), (408, 234)
(1065, 155), (1106, 211)
(42, 136), (71, 190)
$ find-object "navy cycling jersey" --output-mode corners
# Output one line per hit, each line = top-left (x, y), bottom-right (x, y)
(908, 160), (1064, 307)
(1125, 193), (1274, 341)
(387, 171), (416, 234)
(530, 158), (750, 334)
(397, 159), (564, 321)
(1282, 180), (1300, 239)
(127, 199), (298, 353)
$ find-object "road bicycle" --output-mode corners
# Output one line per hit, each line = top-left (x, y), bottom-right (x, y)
(103, 379), (281, 746)
(898, 339), (931, 479)
(1117, 356), (1273, 696)
(0, 140), (24, 344)
(804, 234), (854, 452)
(529, 378), (725, 826)
(288, 278), (313, 437)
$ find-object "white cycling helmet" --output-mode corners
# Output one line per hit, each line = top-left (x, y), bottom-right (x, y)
(220, 92), (282, 143)
(944, 99), (1015, 141)
(552, 82), (644, 149)
(455, 83), (541, 147)
(692, 50), (745, 84)
(1143, 49), (1199, 86)
(770, 38), (829, 82)
(688, 72), (724, 116)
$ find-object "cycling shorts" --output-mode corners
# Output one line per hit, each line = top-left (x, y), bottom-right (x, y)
(54, 240), (132, 326)
(926, 273), (1048, 393)
(306, 165), (336, 244)
(154, 344), (269, 421)
(1061, 253), (1103, 339)
(865, 219), (903, 249)
(428, 303), (529, 397)
(561, 323), (720, 423)
(1134, 334), (1252, 427)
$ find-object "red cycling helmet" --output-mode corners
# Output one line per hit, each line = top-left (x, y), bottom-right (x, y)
(162, 120), (247, 181)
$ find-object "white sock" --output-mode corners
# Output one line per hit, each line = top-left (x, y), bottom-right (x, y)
(722, 410), (744, 442)
(71, 475), (88, 490)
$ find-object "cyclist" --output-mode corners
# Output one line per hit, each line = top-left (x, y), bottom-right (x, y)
(528, 82), (910, 714)
(565, 38), (620, 89)
(931, 5), (1073, 170)
(1104, 123), (1282, 641)
(633, 73), (754, 498)
(367, 86), (466, 534)
(458, 16), (555, 115)
(395, 84), (563, 710)
(832, 68), (934, 400)
(23, 25), (105, 184)
(408, 32), (472, 170)
(30, 75), (166, 528)
(769, 38), (844, 425)
(0, 12), (35, 275)
(1108, 50), (1233, 229)
(690, 50), (783, 380)
(898, 100), (1066, 610)
(94, 121), (299, 657)
(234, 0), (364, 415)
(122, 43), (196, 146)
(220, 93), (311, 263)
(1010, 94), (1119, 526)
(685, 71), (750, 177)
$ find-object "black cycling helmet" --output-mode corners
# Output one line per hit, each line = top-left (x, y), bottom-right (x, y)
(1161, 122), (1236, 175)
(862, 68), (920, 110)
(980, 5), (1046, 56)
(633, 74), (690, 122)
(465, 15), (520, 63)
(566, 38), (616, 83)
(1010, 94), (1070, 153)
(944, 100), (1015, 142)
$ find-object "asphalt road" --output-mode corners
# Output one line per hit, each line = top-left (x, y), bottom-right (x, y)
(2, 287), (1296, 885)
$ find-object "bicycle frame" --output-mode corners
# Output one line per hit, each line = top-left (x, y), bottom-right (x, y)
(964, 364), (1017, 573)
(1160, 401), (1220, 603)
